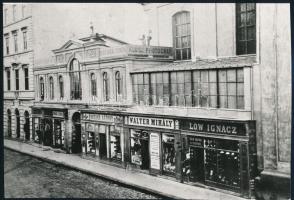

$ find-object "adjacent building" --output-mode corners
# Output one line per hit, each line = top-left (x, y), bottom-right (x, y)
(3, 3), (291, 200)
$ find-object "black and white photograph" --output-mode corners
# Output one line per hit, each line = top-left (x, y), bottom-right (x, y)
(2, 2), (292, 199)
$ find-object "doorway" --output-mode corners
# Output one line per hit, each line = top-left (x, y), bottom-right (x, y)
(140, 139), (150, 170)
(189, 147), (205, 183)
(72, 112), (82, 154)
(24, 111), (30, 140)
(99, 134), (107, 159)
(15, 109), (20, 138)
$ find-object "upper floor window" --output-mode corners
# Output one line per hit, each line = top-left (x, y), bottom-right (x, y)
(15, 69), (19, 91)
(59, 76), (64, 99)
(12, 31), (18, 53)
(236, 3), (256, 55)
(13, 5), (16, 22)
(40, 77), (44, 101)
(69, 59), (82, 100)
(5, 35), (10, 55)
(132, 68), (244, 109)
(115, 71), (122, 101)
(22, 29), (27, 50)
(91, 73), (97, 97)
(6, 70), (11, 91)
(172, 11), (191, 61)
(4, 9), (8, 25)
(49, 77), (54, 100)
(24, 67), (29, 90)
(103, 72), (109, 101)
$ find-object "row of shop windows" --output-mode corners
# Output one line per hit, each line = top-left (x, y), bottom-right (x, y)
(6, 108), (30, 140)
(38, 61), (123, 102)
(132, 68), (244, 109)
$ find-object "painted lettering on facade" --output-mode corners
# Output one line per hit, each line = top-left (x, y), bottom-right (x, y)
(81, 113), (123, 124)
(52, 111), (64, 118)
(128, 116), (174, 129)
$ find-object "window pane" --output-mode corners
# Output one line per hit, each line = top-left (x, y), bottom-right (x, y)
(201, 83), (209, 96)
(176, 49), (181, 60)
(137, 74), (143, 84)
(182, 49), (187, 60)
(177, 72), (184, 83)
(237, 41), (246, 55)
(209, 95), (217, 108)
(156, 73), (163, 83)
(218, 70), (227, 83)
(219, 83), (227, 96)
(227, 69), (236, 82)
(228, 83), (237, 96)
(246, 3), (255, 11)
(237, 69), (244, 82)
(219, 96), (227, 108)
(201, 71), (209, 82)
(209, 82), (217, 95)
(209, 70), (217, 82)
(237, 83), (244, 96)
(240, 13), (246, 27)
(237, 96), (244, 109)
(247, 40), (256, 54)
(247, 26), (255, 40)
(241, 4), (247, 12)
(228, 96), (237, 109)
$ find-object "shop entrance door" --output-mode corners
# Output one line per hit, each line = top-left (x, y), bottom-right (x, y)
(99, 134), (107, 158)
(140, 139), (150, 170)
(72, 112), (82, 154)
(190, 147), (205, 183)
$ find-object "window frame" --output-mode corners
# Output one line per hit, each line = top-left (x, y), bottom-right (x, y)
(6, 70), (11, 91)
(12, 31), (18, 53)
(49, 76), (54, 100)
(69, 59), (82, 100)
(103, 72), (109, 101)
(40, 77), (45, 101)
(115, 71), (122, 101)
(22, 29), (28, 51)
(236, 3), (256, 55)
(23, 66), (29, 90)
(15, 69), (19, 91)
(59, 75), (64, 99)
(172, 11), (192, 61)
(5, 35), (10, 55)
(90, 73), (97, 97)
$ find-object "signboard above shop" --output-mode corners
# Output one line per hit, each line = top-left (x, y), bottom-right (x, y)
(81, 113), (123, 124)
(179, 119), (248, 136)
(127, 116), (174, 130)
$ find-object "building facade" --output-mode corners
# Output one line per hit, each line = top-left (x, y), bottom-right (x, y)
(3, 3), (34, 141)
(3, 3), (291, 200)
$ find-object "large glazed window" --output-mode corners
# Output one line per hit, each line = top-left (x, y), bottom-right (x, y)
(6, 70), (11, 91)
(69, 59), (82, 100)
(103, 72), (109, 101)
(115, 71), (122, 101)
(91, 73), (97, 97)
(15, 69), (19, 90)
(7, 109), (12, 137)
(59, 76), (64, 99)
(236, 3), (256, 55)
(24, 67), (29, 90)
(173, 11), (191, 60)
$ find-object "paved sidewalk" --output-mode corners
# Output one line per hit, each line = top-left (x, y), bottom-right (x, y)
(4, 139), (246, 200)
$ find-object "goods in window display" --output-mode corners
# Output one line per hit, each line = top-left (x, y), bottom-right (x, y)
(87, 132), (96, 154)
(162, 134), (176, 173)
(110, 135), (121, 160)
(130, 130), (150, 168)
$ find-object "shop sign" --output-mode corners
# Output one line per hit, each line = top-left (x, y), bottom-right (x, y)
(52, 111), (64, 118)
(32, 109), (42, 115)
(188, 136), (203, 147)
(150, 132), (160, 170)
(86, 123), (95, 132)
(82, 113), (123, 124)
(128, 116), (174, 129)
(180, 119), (247, 136)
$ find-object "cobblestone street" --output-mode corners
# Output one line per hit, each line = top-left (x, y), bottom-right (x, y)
(4, 149), (161, 198)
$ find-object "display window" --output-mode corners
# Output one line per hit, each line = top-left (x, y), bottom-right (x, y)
(110, 135), (121, 160)
(162, 133), (176, 174)
(54, 120), (65, 149)
(130, 129), (149, 170)
(33, 117), (41, 143)
(98, 125), (107, 159)
(204, 138), (240, 188)
(87, 132), (96, 154)
(43, 118), (53, 146)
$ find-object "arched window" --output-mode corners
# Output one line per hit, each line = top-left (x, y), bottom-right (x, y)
(172, 11), (191, 60)
(91, 73), (97, 97)
(115, 71), (122, 101)
(103, 72), (109, 101)
(59, 76), (64, 99)
(69, 59), (82, 100)
(49, 77), (54, 100)
(7, 109), (12, 137)
(40, 77), (44, 101)
(15, 109), (20, 138)
(24, 111), (30, 140)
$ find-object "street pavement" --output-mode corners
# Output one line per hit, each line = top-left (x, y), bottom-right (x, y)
(4, 148), (161, 198)
(4, 139), (246, 200)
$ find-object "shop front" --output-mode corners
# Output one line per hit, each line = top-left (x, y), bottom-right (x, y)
(125, 115), (181, 177)
(80, 111), (124, 164)
(31, 107), (68, 150)
(179, 118), (257, 198)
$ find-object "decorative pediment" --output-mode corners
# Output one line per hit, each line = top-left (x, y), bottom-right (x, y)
(53, 40), (83, 53)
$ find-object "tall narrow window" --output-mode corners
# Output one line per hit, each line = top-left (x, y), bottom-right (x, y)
(49, 77), (54, 100)
(22, 30), (27, 50)
(15, 69), (19, 90)
(13, 5), (17, 22)
(4, 9), (8, 25)
(91, 73), (97, 97)
(69, 59), (82, 100)
(59, 76), (64, 99)
(24, 67), (29, 90)
(236, 3), (256, 55)
(173, 11), (191, 60)
(15, 109), (20, 138)
(40, 77), (44, 101)
(7, 70), (11, 91)
(5, 35), (10, 55)
(115, 71), (122, 101)
(103, 72), (109, 101)
(13, 31), (18, 53)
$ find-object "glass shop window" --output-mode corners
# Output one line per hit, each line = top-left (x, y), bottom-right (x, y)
(110, 135), (121, 160)
(130, 129), (149, 169)
(34, 118), (41, 143)
(204, 138), (240, 188)
(162, 133), (176, 174)
(87, 132), (96, 154)
(54, 120), (64, 148)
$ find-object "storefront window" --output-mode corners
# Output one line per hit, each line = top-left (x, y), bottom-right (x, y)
(162, 133), (176, 174)
(130, 129), (149, 169)
(205, 138), (240, 188)
(87, 132), (96, 154)
(43, 118), (53, 146)
(54, 120), (65, 148)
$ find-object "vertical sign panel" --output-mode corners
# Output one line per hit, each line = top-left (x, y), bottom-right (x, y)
(150, 132), (160, 170)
